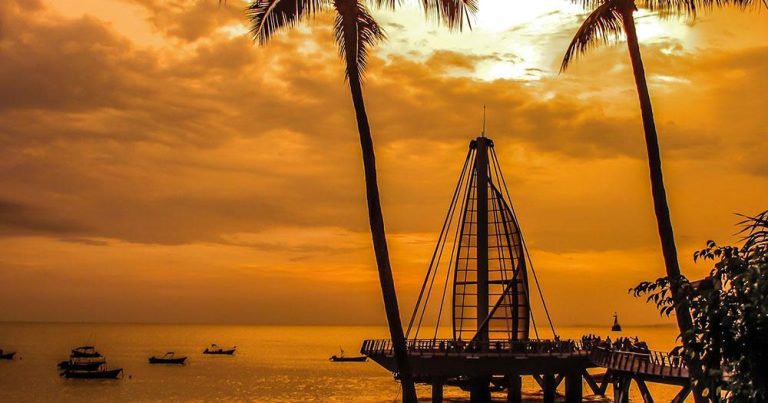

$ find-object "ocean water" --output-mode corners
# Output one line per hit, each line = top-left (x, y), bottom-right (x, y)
(0, 323), (686, 402)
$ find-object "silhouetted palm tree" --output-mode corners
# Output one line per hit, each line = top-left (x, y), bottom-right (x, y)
(237, 0), (475, 400)
(561, 0), (757, 401)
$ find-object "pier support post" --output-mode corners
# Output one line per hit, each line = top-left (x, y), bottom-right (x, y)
(565, 373), (582, 403)
(583, 370), (603, 396)
(506, 375), (522, 403)
(470, 377), (491, 403)
(671, 385), (691, 403)
(431, 378), (444, 403)
(542, 374), (556, 403)
(613, 376), (630, 403)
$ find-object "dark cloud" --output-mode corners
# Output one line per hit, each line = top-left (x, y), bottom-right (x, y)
(0, 199), (85, 235)
(0, 14), (149, 112)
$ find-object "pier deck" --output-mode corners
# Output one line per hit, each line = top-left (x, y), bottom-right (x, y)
(362, 340), (693, 402)
(361, 339), (593, 378)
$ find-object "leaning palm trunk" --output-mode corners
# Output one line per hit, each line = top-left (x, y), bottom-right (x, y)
(345, 58), (418, 402)
(241, 0), (475, 399)
(619, 5), (706, 402)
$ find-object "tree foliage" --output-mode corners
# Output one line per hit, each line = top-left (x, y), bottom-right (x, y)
(632, 210), (768, 402)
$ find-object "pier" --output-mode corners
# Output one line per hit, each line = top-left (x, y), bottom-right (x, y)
(361, 136), (693, 402)
(361, 340), (692, 402)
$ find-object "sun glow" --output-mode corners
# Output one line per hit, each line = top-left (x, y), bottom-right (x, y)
(375, 0), (699, 81)
(475, 0), (580, 32)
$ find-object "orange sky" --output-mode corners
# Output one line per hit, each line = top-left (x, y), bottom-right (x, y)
(0, 0), (766, 327)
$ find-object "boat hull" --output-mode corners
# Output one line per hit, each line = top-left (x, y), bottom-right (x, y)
(149, 357), (187, 364)
(71, 351), (101, 358)
(63, 368), (123, 379)
(329, 355), (367, 362)
(58, 361), (103, 371)
(203, 349), (235, 355)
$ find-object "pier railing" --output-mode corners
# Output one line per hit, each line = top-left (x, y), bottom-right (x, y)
(588, 346), (688, 378)
(361, 338), (587, 357)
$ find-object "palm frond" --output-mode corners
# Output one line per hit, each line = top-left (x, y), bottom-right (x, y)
(737, 209), (768, 251)
(638, 0), (697, 18)
(248, 0), (329, 45)
(571, 0), (608, 9)
(661, 0), (767, 15)
(419, 0), (478, 31)
(561, 0), (625, 72)
(333, 0), (386, 82)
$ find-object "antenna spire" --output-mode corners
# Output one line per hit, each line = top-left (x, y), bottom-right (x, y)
(481, 105), (486, 138)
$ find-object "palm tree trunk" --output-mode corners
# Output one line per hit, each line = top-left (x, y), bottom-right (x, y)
(620, 4), (706, 402)
(346, 68), (418, 402)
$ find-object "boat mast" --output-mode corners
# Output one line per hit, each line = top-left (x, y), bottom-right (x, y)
(475, 136), (490, 347)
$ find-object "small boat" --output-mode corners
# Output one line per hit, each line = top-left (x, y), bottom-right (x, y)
(70, 346), (102, 358)
(611, 312), (622, 332)
(329, 347), (367, 362)
(59, 346), (121, 379)
(203, 344), (235, 355)
(149, 352), (187, 364)
(330, 355), (367, 362)
(0, 350), (16, 360)
(62, 367), (123, 379)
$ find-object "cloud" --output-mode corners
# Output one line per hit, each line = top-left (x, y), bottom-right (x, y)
(0, 0), (766, 324)
(123, 0), (245, 42)
(1, 0), (766, 249)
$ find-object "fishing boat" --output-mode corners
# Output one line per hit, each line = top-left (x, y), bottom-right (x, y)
(62, 366), (123, 379)
(611, 312), (622, 332)
(203, 344), (236, 355)
(58, 346), (122, 379)
(149, 352), (187, 364)
(0, 350), (15, 360)
(70, 346), (102, 358)
(329, 355), (367, 362)
(329, 347), (367, 362)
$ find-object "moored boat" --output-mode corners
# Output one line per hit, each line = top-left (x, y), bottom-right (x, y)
(329, 355), (367, 362)
(59, 346), (122, 380)
(0, 350), (16, 360)
(149, 352), (187, 364)
(329, 347), (367, 362)
(203, 344), (235, 355)
(70, 346), (102, 358)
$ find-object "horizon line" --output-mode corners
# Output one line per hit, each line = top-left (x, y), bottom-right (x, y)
(0, 320), (677, 328)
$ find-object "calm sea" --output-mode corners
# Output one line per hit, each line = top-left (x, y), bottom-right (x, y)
(0, 323), (686, 402)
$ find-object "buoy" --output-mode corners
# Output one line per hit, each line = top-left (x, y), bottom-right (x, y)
(611, 312), (622, 332)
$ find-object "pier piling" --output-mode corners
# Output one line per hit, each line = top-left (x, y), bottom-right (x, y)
(565, 373), (582, 402)
(431, 378), (443, 403)
(542, 374), (556, 403)
(506, 375), (522, 403)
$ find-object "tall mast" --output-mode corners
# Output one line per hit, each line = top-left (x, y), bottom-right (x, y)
(475, 136), (490, 346)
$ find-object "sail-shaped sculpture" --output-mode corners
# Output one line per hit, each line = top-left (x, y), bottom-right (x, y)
(407, 136), (533, 345)
(454, 181), (529, 341)
(366, 136), (573, 402)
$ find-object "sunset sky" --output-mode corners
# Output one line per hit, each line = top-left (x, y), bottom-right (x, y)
(0, 0), (766, 327)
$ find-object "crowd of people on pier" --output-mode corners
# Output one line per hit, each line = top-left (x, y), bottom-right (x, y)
(403, 338), (580, 354)
(581, 334), (651, 355)
(401, 335), (662, 355)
